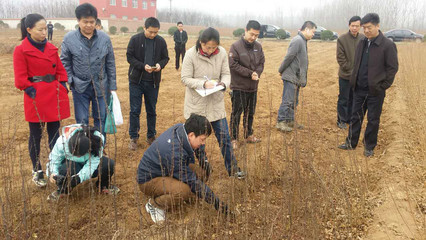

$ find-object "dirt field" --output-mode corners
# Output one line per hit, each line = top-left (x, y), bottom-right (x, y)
(0, 29), (424, 239)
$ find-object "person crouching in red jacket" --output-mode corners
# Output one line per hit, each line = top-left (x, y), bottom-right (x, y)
(13, 14), (70, 188)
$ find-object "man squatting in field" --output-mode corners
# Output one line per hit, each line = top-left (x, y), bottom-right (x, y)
(339, 13), (398, 157)
(229, 20), (265, 149)
(336, 16), (364, 129)
(276, 21), (317, 132)
(137, 114), (232, 223)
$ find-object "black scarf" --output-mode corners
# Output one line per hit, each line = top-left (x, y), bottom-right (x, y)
(27, 33), (47, 52)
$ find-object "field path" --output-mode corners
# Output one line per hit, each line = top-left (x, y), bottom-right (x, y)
(364, 45), (425, 239)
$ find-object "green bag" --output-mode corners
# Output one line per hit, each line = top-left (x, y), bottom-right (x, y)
(105, 95), (117, 134)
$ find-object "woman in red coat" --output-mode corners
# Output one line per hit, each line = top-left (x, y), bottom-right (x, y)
(13, 14), (70, 187)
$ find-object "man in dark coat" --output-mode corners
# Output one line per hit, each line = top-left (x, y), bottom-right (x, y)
(336, 16), (364, 129)
(138, 114), (232, 223)
(127, 17), (169, 150)
(229, 20), (265, 149)
(173, 21), (188, 70)
(338, 13), (398, 157)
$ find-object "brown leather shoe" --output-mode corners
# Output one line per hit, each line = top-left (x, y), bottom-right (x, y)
(147, 137), (156, 145)
(129, 138), (137, 151)
(246, 135), (261, 143)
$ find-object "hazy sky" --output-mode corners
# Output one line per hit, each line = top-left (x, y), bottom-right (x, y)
(156, 0), (322, 15)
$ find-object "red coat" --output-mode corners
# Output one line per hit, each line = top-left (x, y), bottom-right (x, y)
(13, 38), (70, 122)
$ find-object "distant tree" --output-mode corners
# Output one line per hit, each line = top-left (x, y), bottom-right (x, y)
(120, 26), (129, 33)
(320, 30), (334, 41)
(137, 26), (144, 33)
(233, 28), (245, 37)
(275, 29), (288, 39)
(168, 26), (178, 36)
(199, 29), (204, 36)
(109, 26), (117, 35)
(53, 23), (65, 31)
(75, 24), (79, 30)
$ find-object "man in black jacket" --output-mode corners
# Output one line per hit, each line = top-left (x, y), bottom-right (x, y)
(127, 17), (169, 150)
(47, 21), (53, 41)
(338, 13), (398, 157)
(173, 21), (188, 70)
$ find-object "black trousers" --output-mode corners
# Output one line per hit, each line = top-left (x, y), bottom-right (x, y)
(48, 31), (53, 41)
(230, 90), (257, 140)
(29, 121), (60, 172)
(175, 46), (186, 69)
(337, 77), (353, 124)
(346, 90), (385, 150)
(57, 157), (115, 193)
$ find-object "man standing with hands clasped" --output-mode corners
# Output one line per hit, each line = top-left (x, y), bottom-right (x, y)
(338, 13), (398, 157)
(127, 17), (169, 150)
(276, 21), (316, 132)
(229, 20), (265, 149)
(173, 21), (188, 70)
(336, 16), (363, 129)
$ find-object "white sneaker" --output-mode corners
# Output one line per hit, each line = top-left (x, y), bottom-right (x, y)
(145, 199), (165, 223)
(32, 170), (47, 187)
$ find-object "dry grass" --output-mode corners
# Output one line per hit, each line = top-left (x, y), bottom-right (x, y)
(0, 29), (424, 239)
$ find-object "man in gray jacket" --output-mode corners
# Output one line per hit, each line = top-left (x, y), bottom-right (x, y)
(336, 16), (363, 129)
(276, 21), (316, 132)
(61, 3), (117, 135)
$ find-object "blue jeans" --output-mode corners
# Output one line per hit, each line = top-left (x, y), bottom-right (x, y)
(72, 84), (106, 135)
(196, 118), (239, 175)
(277, 80), (299, 122)
(337, 77), (353, 124)
(129, 81), (159, 140)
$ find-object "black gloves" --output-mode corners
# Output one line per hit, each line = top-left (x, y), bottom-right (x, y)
(24, 86), (36, 99)
(69, 175), (81, 188)
(54, 174), (81, 191)
(53, 174), (66, 187)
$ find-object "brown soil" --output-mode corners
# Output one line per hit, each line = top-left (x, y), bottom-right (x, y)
(0, 30), (424, 239)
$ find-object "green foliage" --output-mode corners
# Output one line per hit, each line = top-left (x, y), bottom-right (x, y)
(109, 26), (117, 35)
(75, 24), (79, 30)
(137, 26), (144, 33)
(276, 29), (288, 39)
(168, 26), (178, 36)
(120, 26), (129, 33)
(233, 28), (245, 37)
(320, 30), (334, 41)
(199, 29), (204, 36)
(53, 23), (65, 31)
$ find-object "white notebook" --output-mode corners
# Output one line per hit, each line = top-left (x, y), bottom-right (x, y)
(195, 84), (225, 97)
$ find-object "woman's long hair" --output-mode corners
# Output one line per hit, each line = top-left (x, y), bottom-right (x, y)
(20, 13), (45, 40)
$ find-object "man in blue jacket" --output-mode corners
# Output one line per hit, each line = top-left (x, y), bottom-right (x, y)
(137, 114), (231, 223)
(127, 17), (169, 150)
(60, 3), (117, 135)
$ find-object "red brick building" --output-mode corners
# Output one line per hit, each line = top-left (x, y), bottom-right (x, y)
(79, 0), (156, 21)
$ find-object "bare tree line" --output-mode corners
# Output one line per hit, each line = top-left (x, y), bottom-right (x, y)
(159, 0), (426, 30)
(0, 0), (425, 30)
(0, 0), (78, 19)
